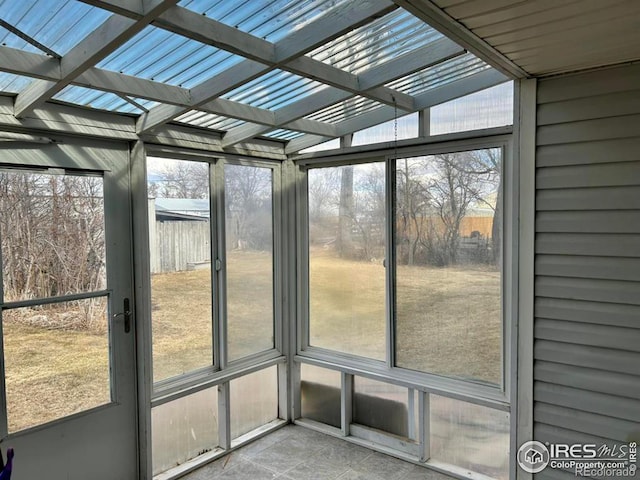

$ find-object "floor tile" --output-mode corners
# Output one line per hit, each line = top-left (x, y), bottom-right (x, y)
(182, 425), (457, 480)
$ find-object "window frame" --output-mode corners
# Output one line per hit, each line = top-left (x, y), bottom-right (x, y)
(295, 134), (515, 410)
(140, 148), (286, 403)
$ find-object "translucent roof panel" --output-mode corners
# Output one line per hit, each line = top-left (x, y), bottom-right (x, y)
(307, 9), (443, 74)
(175, 111), (246, 131)
(97, 25), (244, 88)
(222, 70), (325, 110)
(0, 0), (111, 55)
(299, 138), (340, 154)
(387, 54), (491, 97)
(431, 82), (514, 136)
(0, 73), (35, 94)
(352, 112), (418, 146)
(264, 129), (304, 141)
(179, 0), (349, 43)
(53, 86), (143, 114)
(306, 96), (382, 124)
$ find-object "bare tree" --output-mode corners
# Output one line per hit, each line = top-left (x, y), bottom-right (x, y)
(0, 171), (106, 329)
(157, 161), (209, 199)
(336, 166), (354, 257)
(225, 165), (272, 251)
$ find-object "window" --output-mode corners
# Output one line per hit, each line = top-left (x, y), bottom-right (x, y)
(146, 156), (282, 476)
(395, 149), (503, 386)
(147, 157), (213, 383)
(224, 165), (275, 361)
(299, 142), (510, 479)
(0, 170), (111, 432)
(303, 147), (504, 384)
(307, 162), (386, 360)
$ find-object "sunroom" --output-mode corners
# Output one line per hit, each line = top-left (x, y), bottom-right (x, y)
(0, 1), (638, 480)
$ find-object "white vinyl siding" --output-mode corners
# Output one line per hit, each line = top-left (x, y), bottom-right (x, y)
(532, 63), (640, 479)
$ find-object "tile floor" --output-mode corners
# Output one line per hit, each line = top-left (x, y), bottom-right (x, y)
(183, 424), (454, 480)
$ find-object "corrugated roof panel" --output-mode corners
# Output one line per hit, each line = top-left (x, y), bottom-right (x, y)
(178, 0), (349, 42)
(127, 97), (160, 112)
(97, 25), (244, 88)
(387, 54), (491, 96)
(307, 9), (443, 74)
(175, 110), (246, 131)
(264, 129), (304, 140)
(306, 96), (382, 124)
(53, 85), (142, 113)
(222, 69), (326, 110)
(0, 0), (111, 55)
(0, 72), (35, 93)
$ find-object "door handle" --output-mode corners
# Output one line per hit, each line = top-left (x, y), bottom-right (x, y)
(113, 298), (132, 333)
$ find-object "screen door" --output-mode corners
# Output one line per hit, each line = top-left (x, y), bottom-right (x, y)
(0, 154), (137, 480)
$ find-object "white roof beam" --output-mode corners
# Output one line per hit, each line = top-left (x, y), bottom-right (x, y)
(137, 0), (397, 134)
(13, 0), (179, 118)
(0, 46), (191, 106)
(221, 88), (353, 147)
(76, 68), (191, 105)
(155, 7), (276, 63)
(283, 56), (414, 111)
(392, 0), (528, 78)
(0, 47), (61, 81)
(286, 68), (508, 153)
(358, 37), (464, 90)
(274, 0), (396, 62)
(223, 42), (463, 147)
(137, 59), (268, 133)
(78, 0), (146, 17)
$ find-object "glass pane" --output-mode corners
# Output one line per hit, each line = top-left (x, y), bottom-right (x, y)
(152, 387), (219, 476)
(308, 163), (386, 360)
(225, 165), (274, 361)
(352, 113), (418, 146)
(430, 395), (509, 479)
(0, 170), (105, 302)
(147, 157), (213, 383)
(230, 366), (278, 439)
(2, 297), (110, 432)
(300, 364), (341, 428)
(431, 82), (514, 135)
(395, 150), (502, 385)
(353, 377), (409, 438)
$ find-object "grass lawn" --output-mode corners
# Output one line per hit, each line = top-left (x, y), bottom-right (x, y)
(5, 249), (501, 431)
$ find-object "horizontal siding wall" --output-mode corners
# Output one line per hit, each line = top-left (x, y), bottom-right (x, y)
(534, 64), (640, 479)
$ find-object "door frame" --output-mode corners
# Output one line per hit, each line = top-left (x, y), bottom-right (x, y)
(0, 134), (138, 480)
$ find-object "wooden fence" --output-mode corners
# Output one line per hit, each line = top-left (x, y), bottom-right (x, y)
(149, 199), (211, 273)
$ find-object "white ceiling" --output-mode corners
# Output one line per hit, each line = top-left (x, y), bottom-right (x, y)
(397, 0), (640, 77)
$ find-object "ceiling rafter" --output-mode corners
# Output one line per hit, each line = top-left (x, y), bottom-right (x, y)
(0, 47), (338, 137)
(0, 47), (335, 135)
(0, 0), (511, 151)
(0, 19), (61, 58)
(78, 0), (413, 114)
(221, 39), (465, 147)
(285, 68), (509, 153)
(13, 0), (180, 118)
(135, 0), (398, 133)
(392, 0), (528, 78)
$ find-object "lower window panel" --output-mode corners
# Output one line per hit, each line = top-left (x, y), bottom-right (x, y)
(151, 387), (219, 475)
(430, 395), (509, 479)
(230, 366), (278, 439)
(300, 364), (341, 429)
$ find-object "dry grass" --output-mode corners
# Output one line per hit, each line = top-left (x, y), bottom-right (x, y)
(2, 322), (109, 432)
(6, 249), (501, 431)
(310, 248), (501, 384)
(151, 250), (274, 382)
